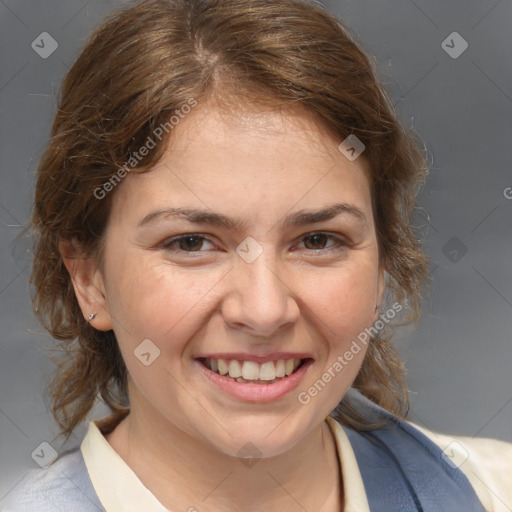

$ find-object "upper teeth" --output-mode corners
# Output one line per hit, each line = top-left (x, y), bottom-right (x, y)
(205, 358), (302, 381)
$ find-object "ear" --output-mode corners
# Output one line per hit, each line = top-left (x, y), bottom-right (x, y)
(59, 240), (113, 331)
(372, 265), (386, 322)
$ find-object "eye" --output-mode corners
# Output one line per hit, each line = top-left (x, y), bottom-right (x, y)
(160, 232), (350, 257)
(296, 232), (349, 253)
(161, 234), (215, 253)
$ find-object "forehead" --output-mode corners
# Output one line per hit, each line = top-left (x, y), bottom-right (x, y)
(165, 100), (353, 166)
(108, 101), (373, 229)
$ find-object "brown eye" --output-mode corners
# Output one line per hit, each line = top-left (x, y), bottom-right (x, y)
(177, 236), (204, 251)
(161, 234), (215, 253)
(299, 233), (348, 252)
(303, 234), (330, 250)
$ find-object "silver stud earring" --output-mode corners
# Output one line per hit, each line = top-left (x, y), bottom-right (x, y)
(87, 312), (97, 322)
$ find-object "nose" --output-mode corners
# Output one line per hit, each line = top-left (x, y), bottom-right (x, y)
(220, 250), (300, 338)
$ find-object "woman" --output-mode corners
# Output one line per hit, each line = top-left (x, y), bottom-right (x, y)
(2, 0), (510, 510)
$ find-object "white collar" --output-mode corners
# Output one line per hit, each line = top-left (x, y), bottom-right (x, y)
(80, 416), (370, 512)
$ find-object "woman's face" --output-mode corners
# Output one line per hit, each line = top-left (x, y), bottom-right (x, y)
(89, 102), (384, 457)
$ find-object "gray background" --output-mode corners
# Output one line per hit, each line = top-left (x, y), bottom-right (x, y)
(1, 0), (511, 501)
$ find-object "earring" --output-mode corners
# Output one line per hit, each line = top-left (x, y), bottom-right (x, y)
(87, 312), (97, 322)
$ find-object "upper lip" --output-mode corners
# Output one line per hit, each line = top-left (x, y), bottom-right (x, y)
(195, 352), (313, 363)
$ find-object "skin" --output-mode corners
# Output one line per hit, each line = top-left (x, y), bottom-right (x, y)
(61, 98), (385, 512)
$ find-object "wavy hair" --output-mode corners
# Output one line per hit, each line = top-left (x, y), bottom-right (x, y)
(29, 0), (430, 441)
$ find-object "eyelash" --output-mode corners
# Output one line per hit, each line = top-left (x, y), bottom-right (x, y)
(160, 232), (351, 256)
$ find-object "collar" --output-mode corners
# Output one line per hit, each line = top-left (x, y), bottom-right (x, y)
(80, 416), (370, 512)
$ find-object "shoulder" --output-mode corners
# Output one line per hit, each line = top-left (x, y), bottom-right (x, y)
(0, 447), (104, 512)
(335, 389), (512, 511)
(410, 422), (512, 512)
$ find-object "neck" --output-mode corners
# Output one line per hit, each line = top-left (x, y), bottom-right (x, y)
(105, 394), (343, 512)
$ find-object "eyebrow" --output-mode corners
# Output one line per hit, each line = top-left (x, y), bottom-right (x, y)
(137, 203), (367, 231)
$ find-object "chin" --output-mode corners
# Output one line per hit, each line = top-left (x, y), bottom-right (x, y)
(201, 413), (317, 460)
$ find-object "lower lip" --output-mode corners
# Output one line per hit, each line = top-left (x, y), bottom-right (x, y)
(195, 359), (313, 403)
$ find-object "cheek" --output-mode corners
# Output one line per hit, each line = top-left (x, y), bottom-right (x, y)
(299, 259), (379, 342)
(297, 260), (378, 391)
(105, 257), (223, 347)
(293, 261), (378, 412)
(103, 262), (220, 395)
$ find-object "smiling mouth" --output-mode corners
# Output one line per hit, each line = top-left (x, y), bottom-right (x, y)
(197, 357), (311, 384)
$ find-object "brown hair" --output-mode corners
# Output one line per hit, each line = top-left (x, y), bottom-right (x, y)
(29, 0), (429, 441)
